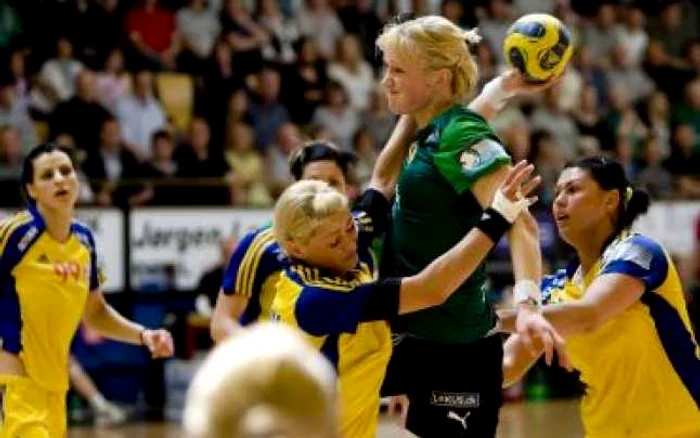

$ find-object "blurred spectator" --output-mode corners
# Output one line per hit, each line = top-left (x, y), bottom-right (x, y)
(573, 84), (606, 142)
(257, 0), (301, 65)
(572, 47), (607, 104)
(648, 1), (698, 63)
(328, 34), (375, 111)
(513, 0), (555, 15)
(196, 236), (239, 313)
(475, 41), (499, 92)
(96, 48), (132, 113)
(224, 122), (272, 207)
(296, 0), (344, 60)
(685, 38), (700, 80)
(125, 0), (179, 71)
(65, 0), (126, 69)
(115, 69), (167, 160)
(529, 129), (564, 206)
(605, 85), (648, 152)
(578, 135), (602, 158)
(202, 41), (246, 149)
(441, 0), (466, 27)
(7, 49), (29, 110)
(311, 82), (359, 151)
(220, 0), (270, 77)
(582, 3), (618, 68)
(266, 122), (301, 197)
(360, 87), (395, 151)
(641, 91), (672, 157)
(282, 37), (328, 125)
(614, 134), (639, 180)
(635, 135), (674, 199)
(606, 44), (656, 105)
(351, 129), (377, 189)
(138, 130), (180, 206)
(336, 0), (383, 69)
(643, 40), (695, 103)
(672, 79), (700, 149)
(175, 117), (231, 205)
(664, 123), (700, 198)
(0, 0), (22, 50)
(0, 77), (36, 154)
(614, 5), (649, 67)
(50, 70), (111, 153)
(478, 0), (514, 68)
(530, 85), (579, 160)
(82, 117), (142, 207)
(0, 125), (24, 207)
(248, 67), (290, 150)
(177, 0), (220, 75)
(33, 37), (85, 114)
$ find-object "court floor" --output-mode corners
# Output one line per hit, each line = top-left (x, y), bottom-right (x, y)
(68, 399), (583, 438)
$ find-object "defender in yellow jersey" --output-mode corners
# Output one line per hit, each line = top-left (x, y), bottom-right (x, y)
(210, 142), (363, 342)
(271, 161), (545, 438)
(501, 157), (700, 438)
(0, 143), (173, 438)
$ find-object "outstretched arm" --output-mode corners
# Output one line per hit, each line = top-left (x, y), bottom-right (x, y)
(368, 115), (416, 200)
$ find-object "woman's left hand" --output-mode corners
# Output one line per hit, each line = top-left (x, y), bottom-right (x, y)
(142, 329), (175, 359)
(515, 307), (573, 371)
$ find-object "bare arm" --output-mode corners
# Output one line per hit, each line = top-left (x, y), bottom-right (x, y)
(368, 115), (416, 200)
(499, 273), (646, 337)
(83, 291), (174, 358)
(83, 291), (145, 345)
(502, 333), (544, 387)
(210, 290), (248, 343)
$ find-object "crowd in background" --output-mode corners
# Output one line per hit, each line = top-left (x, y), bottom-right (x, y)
(0, 0), (698, 209)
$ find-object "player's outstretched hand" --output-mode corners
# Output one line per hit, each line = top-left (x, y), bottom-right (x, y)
(500, 68), (564, 97)
(516, 308), (573, 371)
(142, 329), (175, 359)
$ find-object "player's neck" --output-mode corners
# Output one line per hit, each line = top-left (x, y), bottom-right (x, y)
(574, 224), (615, 275)
(38, 204), (73, 243)
(414, 96), (455, 129)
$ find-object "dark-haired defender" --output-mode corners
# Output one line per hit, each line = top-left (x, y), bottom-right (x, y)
(501, 157), (700, 438)
(0, 143), (173, 438)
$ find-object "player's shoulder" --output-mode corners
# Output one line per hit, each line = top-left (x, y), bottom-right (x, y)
(0, 210), (43, 253)
(541, 268), (568, 304)
(438, 106), (500, 152)
(238, 225), (277, 252)
(287, 264), (362, 294)
(71, 220), (97, 249)
(602, 232), (665, 270)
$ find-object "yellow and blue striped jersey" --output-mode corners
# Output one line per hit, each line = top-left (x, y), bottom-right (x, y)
(272, 189), (396, 438)
(0, 207), (103, 393)
(542, 232), (700, 438)
(221, 226), (284, 325)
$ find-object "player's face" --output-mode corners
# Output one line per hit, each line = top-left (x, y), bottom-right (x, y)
(552, 167), (618, 245)
(301, 160), (347, 194)
(300, 209), (358, 274)
(381, 49), (437, 115)
(26, 151), (79, 211)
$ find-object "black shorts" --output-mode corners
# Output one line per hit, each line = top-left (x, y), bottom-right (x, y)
(381, 335), (504, 438)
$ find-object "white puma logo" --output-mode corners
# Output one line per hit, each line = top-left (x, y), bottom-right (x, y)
(447, 410), (471, 430)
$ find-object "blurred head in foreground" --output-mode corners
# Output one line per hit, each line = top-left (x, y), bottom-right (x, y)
(183, 323), (339, 438)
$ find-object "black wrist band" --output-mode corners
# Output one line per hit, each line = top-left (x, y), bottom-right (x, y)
(475, 207), (511, 243)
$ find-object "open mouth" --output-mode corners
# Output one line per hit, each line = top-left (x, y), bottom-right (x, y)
(55, 189), (70, 198)
(554, 214), (569, 223)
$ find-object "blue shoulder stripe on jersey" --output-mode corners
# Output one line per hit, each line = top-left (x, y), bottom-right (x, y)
(221, 226), (282, 298)
(641, 292), (700, 408)
(71, 221), (101, 291)
(601, 235), (668, 292)
(294, 282), (373, 336)
(540, 269), (567, 305)
(0, 213), (44, 355)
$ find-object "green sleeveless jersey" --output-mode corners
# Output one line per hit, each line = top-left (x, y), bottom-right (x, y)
(385, 105), (510, 344)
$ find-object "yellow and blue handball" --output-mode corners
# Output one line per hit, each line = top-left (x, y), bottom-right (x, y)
(503, 13), (574, 84)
